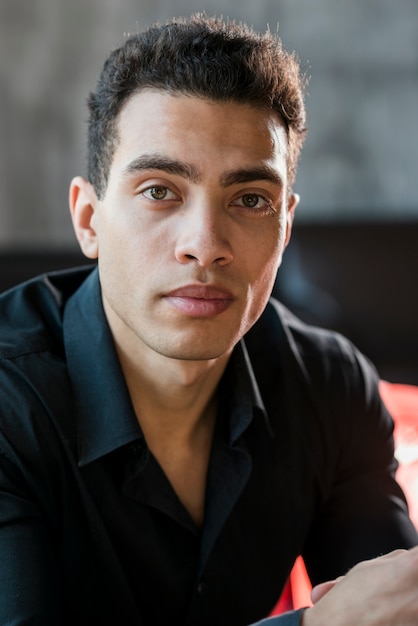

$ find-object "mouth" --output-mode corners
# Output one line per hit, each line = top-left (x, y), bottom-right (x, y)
(164, 284), (234, 317)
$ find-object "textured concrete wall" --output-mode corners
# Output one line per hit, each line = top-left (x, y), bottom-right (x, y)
(0, 0), (417, 246)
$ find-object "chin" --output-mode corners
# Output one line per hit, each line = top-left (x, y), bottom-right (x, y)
(154, 338), (234, 362)
(165, 348), (230, 362)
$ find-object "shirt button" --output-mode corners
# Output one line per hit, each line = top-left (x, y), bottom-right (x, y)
(130, 441), (143, 454)
(197, 582), (207, 595)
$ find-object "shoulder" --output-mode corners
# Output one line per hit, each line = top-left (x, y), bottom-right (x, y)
(0, 267), (94, 461)
(248, 296), (371, 382)
(0, 266), (94, 359)
(245, 301), (396, 507)
(245, 297), (386, 440)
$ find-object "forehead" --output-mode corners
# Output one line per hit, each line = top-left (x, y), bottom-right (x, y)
(112, 90), (289, 176)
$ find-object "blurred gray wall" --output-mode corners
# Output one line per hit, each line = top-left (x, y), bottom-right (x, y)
(0, 0), (417, 248)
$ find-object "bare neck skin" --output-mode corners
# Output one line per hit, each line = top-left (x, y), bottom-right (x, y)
(111, 318), (232, 528)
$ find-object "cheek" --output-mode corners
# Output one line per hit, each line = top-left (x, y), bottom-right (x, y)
(244, 226), (286, 306)
(97, 203), (161, 257)
(250, 223), (285, 276)
(244, 247), (281, 306)
(255, 257), (280, 300)
(98, 225), (172, 296)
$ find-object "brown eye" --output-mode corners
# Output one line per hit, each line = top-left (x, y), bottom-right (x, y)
(142, 185), (178, 202)
(148, 186), (168, 200)
(231, 192), (276, 216)
(241, 194), (260, 208)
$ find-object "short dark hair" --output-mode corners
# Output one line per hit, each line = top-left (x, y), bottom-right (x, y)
(87, 14), (307, 198)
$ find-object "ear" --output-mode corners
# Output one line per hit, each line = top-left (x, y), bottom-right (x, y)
(284, 192), (299, 247)
(69, 176), (99, 259)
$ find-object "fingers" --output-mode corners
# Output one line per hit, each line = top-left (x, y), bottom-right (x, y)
(311, 548), (409, 604)
(304, 547), (418, 626)
(310, 580), (336, 604)
(311, 576), (343, 604)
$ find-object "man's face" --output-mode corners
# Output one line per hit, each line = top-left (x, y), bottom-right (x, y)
(74, 91), (298, 363)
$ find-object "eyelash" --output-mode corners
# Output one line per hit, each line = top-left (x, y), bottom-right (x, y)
(142, 186), (178, 201)
(232, 193), (277, 216)
(139, 185), (277, 216)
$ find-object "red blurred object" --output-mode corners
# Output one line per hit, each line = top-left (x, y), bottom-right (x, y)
(270, 556), (312, 615)
(379, 380), (418, 529)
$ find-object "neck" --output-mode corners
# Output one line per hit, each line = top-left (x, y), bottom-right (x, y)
(105, 313), (233, 528)
(113, 335), (231, 444)
(114, 337), (230, 528)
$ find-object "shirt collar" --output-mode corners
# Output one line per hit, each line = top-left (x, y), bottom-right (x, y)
(63, 268), (271, 465)
(63, 268), (142, 466)
(220, 339), (271, 444)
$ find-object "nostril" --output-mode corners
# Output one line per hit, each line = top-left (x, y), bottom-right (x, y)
(175, 229), (233, 267)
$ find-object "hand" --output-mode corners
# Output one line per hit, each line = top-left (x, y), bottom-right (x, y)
(301, 547), (418, 626)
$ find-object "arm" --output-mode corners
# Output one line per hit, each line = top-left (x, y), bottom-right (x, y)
(302, 345), (417, 584)
(0, 433), (62, 626)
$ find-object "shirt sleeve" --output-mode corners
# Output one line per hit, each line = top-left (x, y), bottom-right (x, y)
(0, 430), (62, 625)
(302, 341), (418, 584)
(249, 608), (306, 625)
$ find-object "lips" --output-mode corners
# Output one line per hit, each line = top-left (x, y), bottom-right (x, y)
(164, 284), (234, 317)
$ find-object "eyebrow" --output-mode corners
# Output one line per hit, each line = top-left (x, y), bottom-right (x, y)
(220, 165), (284, 188)
(122, 153), (283, 188)
(122, 154), (200, 183)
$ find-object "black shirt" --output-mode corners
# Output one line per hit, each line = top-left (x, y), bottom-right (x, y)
(0, 267), (416, 626)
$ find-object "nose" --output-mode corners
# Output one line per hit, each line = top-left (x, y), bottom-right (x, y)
(174, 203), (234, 268)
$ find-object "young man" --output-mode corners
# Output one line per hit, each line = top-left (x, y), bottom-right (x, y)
(0, 14), (417, 626)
